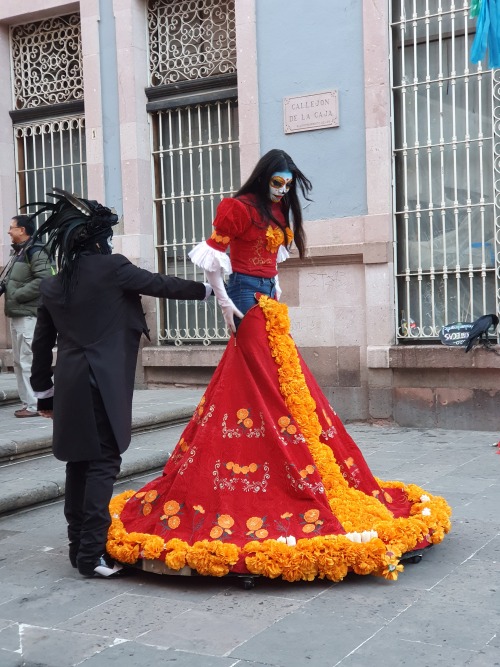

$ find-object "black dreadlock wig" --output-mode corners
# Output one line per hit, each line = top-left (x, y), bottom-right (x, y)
(30, 188), (119, 300)
(234, 149), (312, 259)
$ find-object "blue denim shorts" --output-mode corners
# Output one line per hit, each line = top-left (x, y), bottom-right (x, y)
(226, 272), (277, 319)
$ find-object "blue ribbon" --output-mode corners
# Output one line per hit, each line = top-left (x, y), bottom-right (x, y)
(471, 0), (500, 68)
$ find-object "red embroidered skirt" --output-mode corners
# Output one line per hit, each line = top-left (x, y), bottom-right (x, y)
(107, 297), (451, 582)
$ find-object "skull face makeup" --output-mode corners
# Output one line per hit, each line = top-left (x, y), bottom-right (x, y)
(269, 171), (293, 203)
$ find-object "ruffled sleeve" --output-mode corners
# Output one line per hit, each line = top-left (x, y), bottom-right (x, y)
(188, 241), (232, 275)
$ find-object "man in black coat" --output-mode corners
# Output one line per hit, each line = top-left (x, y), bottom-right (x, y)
(30, 190), (210, 577)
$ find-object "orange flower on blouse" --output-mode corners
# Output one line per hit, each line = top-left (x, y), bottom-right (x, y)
(210, 230), (230, 245)
(265, 225), (293, 253)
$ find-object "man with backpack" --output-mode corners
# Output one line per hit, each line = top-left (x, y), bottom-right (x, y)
(1, 214), (53, 417)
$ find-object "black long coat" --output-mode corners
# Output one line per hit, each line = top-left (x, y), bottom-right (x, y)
(30, 252), (206, 462)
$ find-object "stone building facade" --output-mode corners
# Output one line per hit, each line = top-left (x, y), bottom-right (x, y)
(0, 0), (498, 430)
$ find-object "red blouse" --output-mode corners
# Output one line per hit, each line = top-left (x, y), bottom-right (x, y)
(206, 195), (292, 278)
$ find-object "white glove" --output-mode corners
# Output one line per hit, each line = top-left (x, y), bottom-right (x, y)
(205, 269), (243, 333)
(274, 274), (282, 301)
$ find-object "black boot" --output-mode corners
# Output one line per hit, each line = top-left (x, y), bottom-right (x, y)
(69, 542), (79, 568)
(78, 554), (124, 578)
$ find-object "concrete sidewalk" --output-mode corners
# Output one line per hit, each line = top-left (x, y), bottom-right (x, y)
(0, 414), (499, 666)
(0, 377), (204, 459)
(0, 373), (204, 513)
(0, 373), (19, 404)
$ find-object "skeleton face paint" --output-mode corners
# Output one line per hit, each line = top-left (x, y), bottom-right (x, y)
(269, 171), (293, 203)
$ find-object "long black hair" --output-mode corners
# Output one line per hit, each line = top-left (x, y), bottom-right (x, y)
(234, 149), (312, 258)
(30, 188), (118, 301)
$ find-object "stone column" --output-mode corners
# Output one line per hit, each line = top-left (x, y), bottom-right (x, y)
(113, 0), (156, 384)
(80, 0), (106, 203)
(0, 23), (16, 357)
(362, 0), (395, 418)
(235, 0), (260, 180)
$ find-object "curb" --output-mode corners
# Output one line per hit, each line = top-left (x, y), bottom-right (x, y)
(0, 387), (19, 405)
(0, 405), (195, 463)
(0, 432), (181, 516)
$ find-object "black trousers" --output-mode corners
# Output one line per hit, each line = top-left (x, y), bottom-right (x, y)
(64, 383), (122, 568)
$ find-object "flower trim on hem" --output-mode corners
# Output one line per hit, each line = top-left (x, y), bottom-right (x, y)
(107, 492), (240, 577)
(106, 296), (451, 582)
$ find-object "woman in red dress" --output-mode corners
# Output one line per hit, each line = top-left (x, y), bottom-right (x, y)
(107, 150), (451, 583)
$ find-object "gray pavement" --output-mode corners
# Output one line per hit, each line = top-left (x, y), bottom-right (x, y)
(0, 373), (19, 404)
(0, 378), (499, 665)
(0, 375), (204, 513)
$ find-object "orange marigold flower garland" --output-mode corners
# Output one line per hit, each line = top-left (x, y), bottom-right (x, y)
(251, 295), (452, 581)
(186, 540), (240, 577)
(107, 493), (241, 576)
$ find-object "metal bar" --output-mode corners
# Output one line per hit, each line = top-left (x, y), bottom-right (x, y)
(167, 109), (176, 338)
(424, 0), (436, 334)
(59, 120), (66, 190)
(152, 97), (239, 343)
(50, 121), (56, 192)
(69, 120), (75, 193)
(493, 68), (500, 335)
(400, 0), (412, 336)
(177, 106), (188, 337)
(393, 0), (495, 339)
(31, 124), (38, 209)
(227, 100), (234, 192)
(412, 0), (424, 335)
(187, 105), (199, 337)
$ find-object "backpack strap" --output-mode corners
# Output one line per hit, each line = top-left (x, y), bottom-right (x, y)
(26, 242), (46, 261)
(26, 243), (56, 275)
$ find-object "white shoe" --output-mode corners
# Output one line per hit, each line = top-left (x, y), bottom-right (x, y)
(94, 556), (124, 577)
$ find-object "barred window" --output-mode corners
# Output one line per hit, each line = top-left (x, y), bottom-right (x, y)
(10, 14), (87, 215)
(147, 0), (236, 86)
(151, 100), (239, 344)
(391, 1), (499, 340)
(147, 0), (239, 344)
(14, 116), (87, 215)
(11, 14), (83, 110)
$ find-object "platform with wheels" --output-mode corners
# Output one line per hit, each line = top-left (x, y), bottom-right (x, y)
(400, 546), (431, 564)
(127, 546), (430, 588)
(131, 558), (259, 589)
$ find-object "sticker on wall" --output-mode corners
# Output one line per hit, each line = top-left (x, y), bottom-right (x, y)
(283, 90), (339, 134)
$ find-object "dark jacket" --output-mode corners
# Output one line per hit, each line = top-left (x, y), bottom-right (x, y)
(4, 240), (53, 317)
(30, 252), (206, 462)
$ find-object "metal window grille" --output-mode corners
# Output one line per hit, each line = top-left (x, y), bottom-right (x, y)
(14, 116), (87, 216)
(391, 1), (499, 340)
(10, 14), (83, 110)
(147, 0), (236, 86)
(151, 99), (239, 344)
